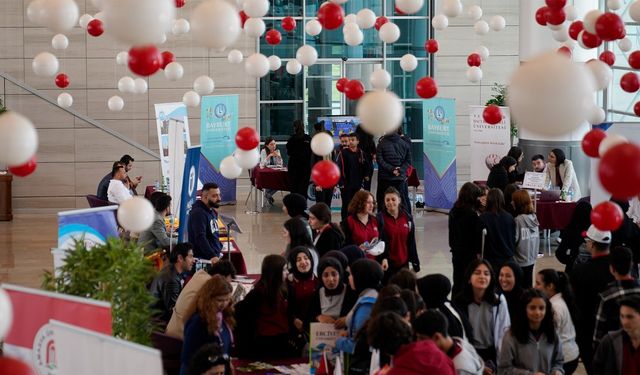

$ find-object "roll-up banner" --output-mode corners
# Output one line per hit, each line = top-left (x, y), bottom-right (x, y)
(469, 105), (511, 182)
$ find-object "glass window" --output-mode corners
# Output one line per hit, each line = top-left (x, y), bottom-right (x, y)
(260, 65), (304, 101)
(410, 141), (424, 179)
(260, 103), (304, 140)
(386, 18), (428, 57)
(305, 27), (383, 59)
(305, 0), (382, 17)
(267, 0), (303, 17)
(608, 68), (640, 115)
(388, 59), (429, 99)
(401, 100), (424, 140)
(260, 21), (304, 59)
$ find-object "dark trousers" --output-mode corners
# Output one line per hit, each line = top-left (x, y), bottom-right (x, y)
(576, 329), (594, 374)
(341, 187), (359, 221)
(288, 171), (310, 199)
(452, 259), (470, 297)
(563, 358), (579, 375)
(315, 187), (333, 207)
(521, 264), (534, 288)
(377, 179), (410, 213)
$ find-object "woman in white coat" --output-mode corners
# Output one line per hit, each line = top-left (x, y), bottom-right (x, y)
(544, 148), (581, 201)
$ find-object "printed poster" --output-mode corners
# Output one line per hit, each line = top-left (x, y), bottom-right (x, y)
(469, 105), (511, 182)
(154, 102), (192, 181)
(423, 98), (457, 210)
(178, 147), (202, 242)
(309, 322), (341, 373)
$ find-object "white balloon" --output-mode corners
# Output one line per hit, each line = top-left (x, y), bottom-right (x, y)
(563, 39), (577, 50)
(191, 0), (241, 50)
(619, 38), (632, 52)
(547, 22), (563, 31)
(356, 91), (404, 136)
(608, 0), (623, 11)
(489, 15), (506, 31)
(220, 156), (243, 179)
(158, 33), (167, 44)
(228, 49), (244, 64)
(296, 45), (318, 66)
(193, 75), (215, 95)
(311, 132), (335, 156)
(117, 197), (154, 232)
(243, 0), (269, 18)
(268, 55), (282, 71)
(400, 54), (418, 72)
(51, 34), (69, 50)
(630, 1), (640, 22)
(369, 68), (391, 90)
(39, 0), (79, 33)
(577, 30), (588, 49)
(305, 19), (322, 36)
(118, 76), (135, 93)
(552, 25), (569, 42)
(233, 148), (260, 168)
(586, 60), (612, 91)
(466, 66), (483, 83)
(432, 14), (449, 30)
(344, 28), (364, 46)
(103, 0), (174, 45)
(107, 95), (124, 111)
(587, 105), (606, 125)
(396, 0), (424, 15)
(164, 62), (184, 81)
(244, 17), (266, 38)
(599, 134), (628, 156)
(0, 288), (13, 341)
(474, 20), (490, 35)
(442, 0), (462, 18)
(286, 59), (302, 75)
(564, 5), (577, 21)
(183, 91), (201, 107)
(134, 78), (148, 94)
(116, 51), (128, 65)
(94, 11), (105, 22)
(343, 22), (360, 35)
(583, 9), (602, 34)
(27, 0), (45, 25)
(32, 52), (59, 77)
(356, 8), (376, 29)
(474, 46), (490, 61)
(57, 92), (73, 108)
(379, 22), (400, 43)
(507, 52), (596, 137)
(172, 18), (190, 35)
(79, 13), (93, 28)
(467, 5), (482, 21)
(245, 53), (270, 78)
(0, 111), (39, 165)
(345, 14), (357, 24)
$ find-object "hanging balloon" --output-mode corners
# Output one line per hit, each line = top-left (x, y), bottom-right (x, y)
(629, 51), (640, 70)
(160, 51), (175, 70)
(282, 16), (296, 32)
(581, 128), (607, 158)
(599, 51), (615, 67)
(619, 38), (633, 52)
(265, 29), (282, 45)
(369, 68), (391, 90)
(482, 105), (502, 125)
(631, 0), (640, 22)
(356, 90), (404, 136)
(57, 92), (73, 108)
(244, 53), (270, 78)
(466, 66), (483, 83)
(344, 27), (364, 46)
(568, 21), (583, 40)
(0, 357), (36, 375)
(317, 3), (344, 30)
(234, 148), (260, 168)
(134, 78), (147, 94)
(474, 20), (489, 35)
(32, 52), (59, 77)
(51, 34), (69, 50)
(599, 134), (628, 157)
(87, 19), (104, 36)
(39, 0), (79, 33)
(311, 132), (335, 156)
(557, 46), (571, 58)
(193, 75), (215, 95)
(475, 46), (490, 61)
(118, 76), (135, 93)
(442, 0), (462, 17)
(607, 0), (623, 10)
(489, 15), (506, 31)
(286, 59), (302, 75)
(164, 62), (184, 81)
(239, 11), (249, 28)
(595, 12), (625, 41)
(118, 197), (155, 232)
(583, 9), (603, 34)
(467, 5), (483, 21)
(379, 22), (400, 43)
(545, 0), (566, 9)
(116, 51), (129, 66)
(416, 77), (437, 98)
(336, 77), (349, 93)
(399, 54), (418, 72)
(228, 50), (244, 64)
(635, 102), (640, 117)
(172, 18), (191, 35)
(344, 80), (365, 100)
(296, 45), (318, 67)
(545, 8), (565, 26)
(395, 0), (424, 15)
(9, 156), (37, 177)
(311, 160), (340, 188)
(344, 14), (357, 24)
(356, 8), (376, 29)
(535, 7), (549, 26)
(103, 0), (175, 45)
(0, 111), (39, 166)
(244, 17), (266, 38)
(305, 19), (322, 36)
(128, 45), (162, 76)
(235, 127), (260, 150)
(587, 105), (605, 125)
(620, 72), (640, 93)
(191, 0), (241, 49)
(108, 95), (125, 111)
(586, 60), (612, 91)
(425, 39), (438, 53)
(55, 73), (69, 88)
(183, 91), (201, 107)
(243, 0), (270, 18)
(78, 13), (93, 29)
(175, 0), (186, 7)
(220, 156), (243, 179)
(467, 53), (482, 67)
(591, 201), (624, 231)
(268, 55), (281, 71)
(375, 16), (389, 31)
(580, 30), (602, 49)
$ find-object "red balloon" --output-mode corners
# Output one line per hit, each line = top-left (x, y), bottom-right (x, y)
(545, 0), (566, 9)
(599, 50), (616, 66)
(581, 128), (607, 158)
(591, 201), (624, 231)
(425, 39), (439, 54)
(375, 16), (389, 31)
(312, 160), (340, 188)
(282, 16), (296, 32)
(568, 21), (583, 40)
(55, 73), (69, 88)
(416, 77), (438, 99)
(482, 105), (502, 125)
(128, 45), (162, 76)
(336, 77), (349, 93)
(629, 51), (640, 69)
(635, 101), (640, 116)
(581, 31), (602, 49)
(344, 80), (365, 100)
(467, 53), (482, 67)
(595, 13), (625, 41)
(621, 72), (640, 93)
(9, 156), (37, 177)
(175, 0), (186, 7)
(265, 29), (282, 45)
(317, 3), (344, 30)
(545, 8), (566, 26)
(239, 11), (249, 28)
(535, 7), (550, 26)
(87, 19), (104, 37)
(394, 5), (405, 16)
(557, 46), (572, 58)
(0, 357), (37, 375)
(599, 143), (640, 199)
(235, 127), (259, 150)
(160, 51), (175, 70)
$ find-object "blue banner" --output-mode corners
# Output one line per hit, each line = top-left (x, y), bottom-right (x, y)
(58, 206), (119, 249)
(423, 98), (457, 210)
(201, 95), (239, 202)
(178, 147), (202, 242)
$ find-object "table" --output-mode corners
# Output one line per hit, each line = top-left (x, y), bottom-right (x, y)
(535, 200), (578, 231)
(407, 166), (420, 188)
(232, 358), (308, 375)
(220, 238), (248, 275)
(251, 167), (291, 191)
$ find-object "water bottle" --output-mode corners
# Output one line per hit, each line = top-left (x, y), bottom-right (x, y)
(567, 188), (574, 202)
(154, 180), (160, 191)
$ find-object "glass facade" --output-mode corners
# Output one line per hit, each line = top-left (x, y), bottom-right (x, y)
(259, 0), (434, 177)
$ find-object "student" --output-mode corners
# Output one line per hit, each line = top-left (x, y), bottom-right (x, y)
(536, 269), (580, 375)
(286, 246), (319, 332)
(286, 120), (312, 198)
(531, 154), (546, 173)
(259, 136), (283, 205)
(186, 343), (231, 375)
(180, 275), (234, 375)
(544, 148), (581, 201)
(308, 203), (345, 258)
(308, 257), (356, 327)
(507, 146), (525, 182)
(479, 189), (516, 273)
(341, 190), (379, 256)
(149, 243), (195, 324)
(415, 309), (485, 375)
(487, 156), (517, 191)
(388, 268), (417, 292)
(453, 259), (510, 370)
(282, 217), (318, 272)
(376, 129), (412, 215)
(417, 274), (472, 340)
(311, 123), (336, 207)
(498, 262), (525, 322)
(498, 289), (564, 375)
(355, 125), (376, 192)
(511, 190), (540, 286)
(335, 132), (370, 220)
(338, 133), (349, 149)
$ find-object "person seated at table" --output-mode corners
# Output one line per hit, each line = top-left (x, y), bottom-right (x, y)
(107, 162), (133, 204)
(186, 342), (231, 375)
(149, 243), (195, 324)
(259, 137), (283, 206)
(487, 156), (517, 192)
(507, 146), (525, 182)
(180, 275), (235, 374)
(308, 257), (356, 328)
(555, 200), (592, 272)
(308, 202), (344, 258)
(138, 193), (177, 255)
(97, 161), (122, 201)
(234, 255), (299, 359)
(286, 246), (319, 332)
(341, 190), (379, 259)
(544, 148), (581, 201)
(531, 154), (546, 173)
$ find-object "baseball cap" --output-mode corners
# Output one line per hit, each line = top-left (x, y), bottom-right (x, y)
(583, 225), (612, 244)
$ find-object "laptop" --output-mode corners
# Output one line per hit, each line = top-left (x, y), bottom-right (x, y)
(539, 190), (561, 202)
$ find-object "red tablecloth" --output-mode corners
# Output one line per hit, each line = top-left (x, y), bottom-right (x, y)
(145, 185), (156, 199)
(220, 238), (248, 274)
(232, 358), (308, 374)
(252, 167), (291, 191)
(407, 167), (419, 188)
(536, 201), (577, 230)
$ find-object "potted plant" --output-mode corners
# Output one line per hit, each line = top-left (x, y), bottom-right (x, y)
(43, 238), (158, 345)
(485, 83), (518, 145)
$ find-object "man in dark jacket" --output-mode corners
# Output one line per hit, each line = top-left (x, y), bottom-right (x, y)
(286, 120), (312, 198)
(149, 243), (195, 323)
(376, 131), (411, 213)
(187, 183), (223, 261)
(593, 295), (640, 375)
(335, 133), (370, 220)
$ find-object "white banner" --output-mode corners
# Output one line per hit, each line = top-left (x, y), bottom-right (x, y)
(469, 105), (511, 182)
(154, 102), (191, 183)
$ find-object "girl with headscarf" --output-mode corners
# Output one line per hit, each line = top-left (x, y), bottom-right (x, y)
(287, 246), (319, 332)
(416, 274), (472, 340)
(498, 262), (526, 321)
(308, 257), (356, 329)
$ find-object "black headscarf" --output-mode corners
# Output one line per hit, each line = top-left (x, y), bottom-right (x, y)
(499, 261), (525, 320)
(323, 250), (349, 276)
(288, 246), (314, 280)
(318, 257), (345, 296)
(340, 245), (365, 267)
(283, 193), (308, 219)
(416, 274), (452, 308)
(350, 259), (383, 294)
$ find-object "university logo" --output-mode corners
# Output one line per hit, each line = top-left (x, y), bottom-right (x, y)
(434, 105), (446, 122)
(214, 103), (227, 118)
(32, 323), (57, 375)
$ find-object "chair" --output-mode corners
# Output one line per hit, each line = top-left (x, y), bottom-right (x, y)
(151, 331), (183, 375)
(86, 194), (115, 208)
